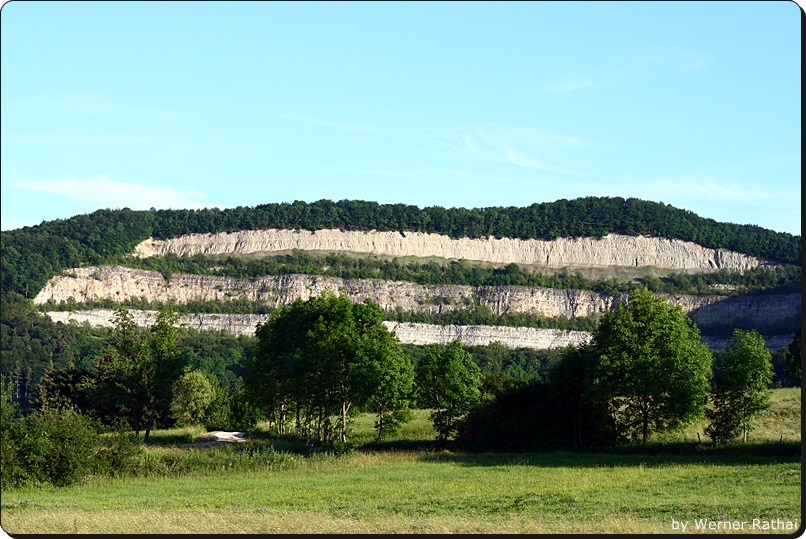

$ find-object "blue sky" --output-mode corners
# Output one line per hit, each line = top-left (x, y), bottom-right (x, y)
(0, 1), (801, 235)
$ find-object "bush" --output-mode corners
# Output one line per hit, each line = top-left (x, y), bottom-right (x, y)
(3, 406), (101, 487)
(94, 420), (142, 477)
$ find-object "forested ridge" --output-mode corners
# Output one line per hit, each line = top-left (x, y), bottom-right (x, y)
(2, 196), (800, 415)
(2, 196), (800, 299)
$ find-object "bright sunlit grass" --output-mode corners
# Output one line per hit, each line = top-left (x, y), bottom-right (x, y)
(1, 390), (799, 534)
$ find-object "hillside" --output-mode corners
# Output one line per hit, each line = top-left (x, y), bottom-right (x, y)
(8, 198), (800, 344)
(1, 197), (801, 411)
(34, 265), (799, 339)
(2, 197), (800, 299)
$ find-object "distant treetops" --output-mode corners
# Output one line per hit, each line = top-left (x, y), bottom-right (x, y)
(2, 197), (800, 299)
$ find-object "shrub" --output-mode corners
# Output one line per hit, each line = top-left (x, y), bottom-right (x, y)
(4, 406), (101, 487)
(94, 420), (142, 477)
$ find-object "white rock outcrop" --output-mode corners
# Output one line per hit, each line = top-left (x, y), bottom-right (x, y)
(133, 230), (763, 271)
(43, 310), (794, 350)
(34, 266), (615, 318)
(34, 266), (800, 331)
(43, 309), (590, 349)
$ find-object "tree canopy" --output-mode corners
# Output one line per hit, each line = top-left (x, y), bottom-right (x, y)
(706, 329), (774, 443)
(589, 288), (713, 443)
(245, 292), (414, 444)
(415, 339), (483, 442)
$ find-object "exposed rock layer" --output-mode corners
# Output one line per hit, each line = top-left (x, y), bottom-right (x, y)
(34, 266), (800, 333)
(35, 231), (797, 351)
(43, 310), (794, 350)
(133, 230), (763, 271)
(44, 309), (591, 348)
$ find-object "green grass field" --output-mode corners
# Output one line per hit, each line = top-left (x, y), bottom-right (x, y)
(1, 389), (800, 534)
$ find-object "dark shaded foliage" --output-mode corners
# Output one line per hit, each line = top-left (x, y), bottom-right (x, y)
(455, 346), (616, 451)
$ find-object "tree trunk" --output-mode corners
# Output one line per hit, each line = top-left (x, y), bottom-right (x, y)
(341, 400), (348, 443)
(129, 388), (140, 436)
(144, 404), (156, 442)
(279, 399), (287, 434)
(642, 405), (649, 444)
(295, 401), (301, 434)
(376, 403), (385, 443)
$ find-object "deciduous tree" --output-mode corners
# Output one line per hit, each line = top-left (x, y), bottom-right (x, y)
(589, 288), (712, 444)
(247, 293), (414, 444)
(705, 329), (774, 443)
(784, 327), (801, 386)
(415, 339), (482, 441)
(171, 369), (217, 427)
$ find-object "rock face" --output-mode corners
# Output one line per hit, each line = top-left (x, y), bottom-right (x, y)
(43, 310), (794, 350)
(133, 229), (763, 271)
(34, 230), (797, 351)
(45, 309), (269, 337)
(42, 309), (590, 349)
(34, 265), (616, 318)
(35, 266), (800, 338)
(384, 322), (593, 349)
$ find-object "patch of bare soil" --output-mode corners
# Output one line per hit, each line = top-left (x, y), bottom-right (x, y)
(191, 431), (249, 445)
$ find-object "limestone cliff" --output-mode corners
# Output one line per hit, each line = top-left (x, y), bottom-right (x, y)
(34, 265), (616, 318)
(40, 309), (590, 349)
(35, 266), (800, 335)
(133, 229), (763, 271)
(43, 310), (794, 350)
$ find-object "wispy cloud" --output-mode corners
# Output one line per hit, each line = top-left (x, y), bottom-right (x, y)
(2, 133), (184, 146)
(544, 47), (716, 95)
(275, 113), (599, 182)
(684, 54), (716, 72)
(275, 113), (400, 136)
(458, 124), (595, 176)
(14, 176), (225, 212)
(7, 92), (180, 122)
(546, 78), (593, 94)
(623, 174), (795, 206)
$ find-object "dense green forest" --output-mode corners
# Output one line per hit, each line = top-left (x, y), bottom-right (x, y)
(2, 288), (798, 415)
(3, 292), (799, 491)
(2, 197), (800, 299)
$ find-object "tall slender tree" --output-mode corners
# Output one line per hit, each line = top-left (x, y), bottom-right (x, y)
(142, 308), (185, 442)
(705, 329), (774, 443)
(416, 339), (483, 442)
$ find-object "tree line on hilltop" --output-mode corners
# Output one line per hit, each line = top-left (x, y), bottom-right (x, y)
(2, 197), (800, 299)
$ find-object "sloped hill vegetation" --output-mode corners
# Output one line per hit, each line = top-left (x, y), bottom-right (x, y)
(2, 197), (800, 300)
(1, 197), (800, 434)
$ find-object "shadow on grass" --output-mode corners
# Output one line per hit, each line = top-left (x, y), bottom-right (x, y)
(351, 438), (801, 468)
(403, 441), (802, 469)
(144, 427), (800, 470)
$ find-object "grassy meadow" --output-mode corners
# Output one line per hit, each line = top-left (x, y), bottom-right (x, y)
(0, 390), (801, 534)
